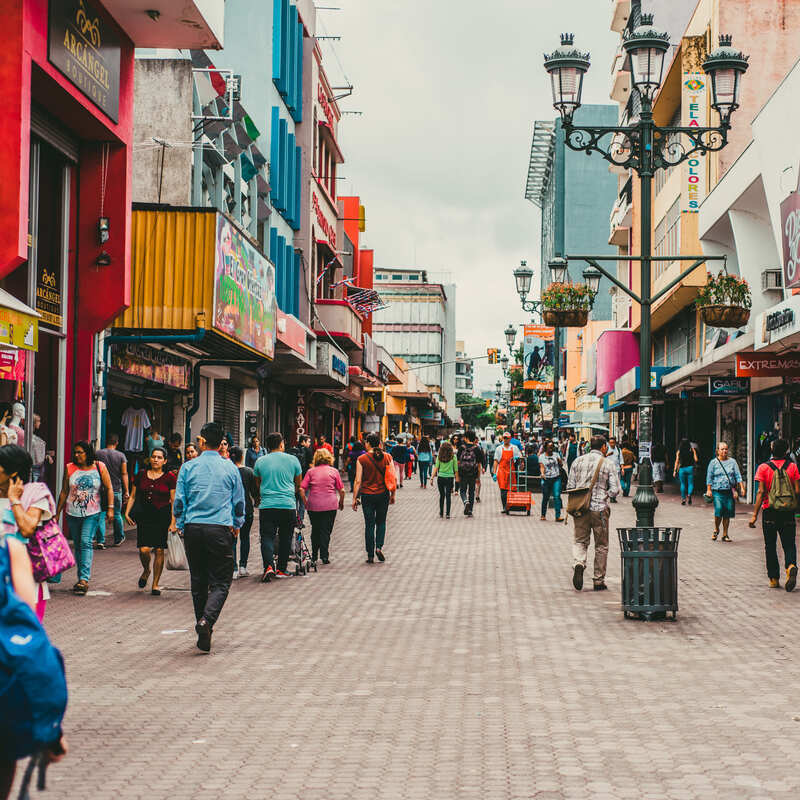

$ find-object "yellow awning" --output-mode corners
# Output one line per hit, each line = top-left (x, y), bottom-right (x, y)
(0, 288), (39, 351)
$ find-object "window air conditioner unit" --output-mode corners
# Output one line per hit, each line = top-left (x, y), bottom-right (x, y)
(761, 269), (783, 291)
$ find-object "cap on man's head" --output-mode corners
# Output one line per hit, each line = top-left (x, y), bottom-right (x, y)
(503, 432), (511, 438)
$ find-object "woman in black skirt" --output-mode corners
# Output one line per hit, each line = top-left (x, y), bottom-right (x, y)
(124, 446), (176, 595)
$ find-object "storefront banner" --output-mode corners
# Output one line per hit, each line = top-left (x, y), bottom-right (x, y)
(523, 325), (555, 390)
(292, 390), (307, 446)
(0, 306), (38, 352)
(736, 352), (800, 377)
(681, 73), (708, 213)
(755, 294), (800, 349)
(48, 0), (121, 122)
(781, 184), (800, 292)
(0, 351), (25, 382)
(277, 310), (306, 357)
(614, 366), (677, 399)
(708, 377), (750, 397)
(213, 215), (277, 359)
(510, 400), (527, 408)
(110, 344), (192, 390)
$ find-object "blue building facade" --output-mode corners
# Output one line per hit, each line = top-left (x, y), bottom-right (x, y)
(529, 104), (619, 320)
(206, 0), (306, 319)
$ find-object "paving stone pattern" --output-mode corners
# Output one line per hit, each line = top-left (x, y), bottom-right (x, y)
(21, 481), (800, 799)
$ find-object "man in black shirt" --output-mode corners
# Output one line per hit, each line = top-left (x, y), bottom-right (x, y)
(165, 432), (183, 473)
(457, 431), (484, 517)
(230, 446), (259, 578)
(390, 439), (409, 488)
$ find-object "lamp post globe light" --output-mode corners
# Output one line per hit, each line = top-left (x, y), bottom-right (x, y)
(513, 261), (534, 302)
(542, 18), (747, 530)
(500, 354), (509, 375)
(504, 324), (517, 351)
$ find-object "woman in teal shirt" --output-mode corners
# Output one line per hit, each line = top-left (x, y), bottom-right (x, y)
(705, 441), (745, 541)
(430, 441), (458, 519)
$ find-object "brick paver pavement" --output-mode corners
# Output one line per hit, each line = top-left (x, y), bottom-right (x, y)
(18, 479), (800, 799)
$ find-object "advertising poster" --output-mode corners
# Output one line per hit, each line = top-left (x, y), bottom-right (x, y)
(213, 215), (277, 359)
(681, 73), (707, 212)
(523, 325), (555, 390)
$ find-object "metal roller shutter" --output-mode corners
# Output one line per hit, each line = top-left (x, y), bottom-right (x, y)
(213, 381), (241, 445)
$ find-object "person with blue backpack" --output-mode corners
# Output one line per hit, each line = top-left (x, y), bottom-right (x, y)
(0, 530), (68, 798)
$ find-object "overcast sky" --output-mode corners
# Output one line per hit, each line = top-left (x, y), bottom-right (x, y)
(326, 1), (618, 393)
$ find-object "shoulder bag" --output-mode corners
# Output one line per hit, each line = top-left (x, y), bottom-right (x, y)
(716, 458), (738, 499)
(566, 457), (606, 518)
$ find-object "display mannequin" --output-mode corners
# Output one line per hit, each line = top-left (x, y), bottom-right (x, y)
(0, 403), (16, 445)
(9, 401), (24, 447)
(30, 412), (47, 482)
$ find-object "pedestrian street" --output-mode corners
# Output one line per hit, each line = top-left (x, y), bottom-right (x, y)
(32, 480), (800, 800)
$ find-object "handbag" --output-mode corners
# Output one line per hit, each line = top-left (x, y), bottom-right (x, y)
(716, 458), (738, 499)
(166, 530), (189, 570)
(566, 457), (605, 518)
(20, 483), (75, 583)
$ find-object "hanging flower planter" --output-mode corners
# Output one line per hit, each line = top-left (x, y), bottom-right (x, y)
(542, 308), (589, 327)
(541, 282), (593, 328)
(696, 273), (752, 329)
(699, 304), (750, 329)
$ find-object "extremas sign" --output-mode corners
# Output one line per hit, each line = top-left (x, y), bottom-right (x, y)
(736, 353), (800, 377)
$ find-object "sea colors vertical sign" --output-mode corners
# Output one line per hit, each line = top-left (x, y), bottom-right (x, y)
(681, 73), (707, 212)
(523, 325), (555, 391)
(780, 177), (800, 292)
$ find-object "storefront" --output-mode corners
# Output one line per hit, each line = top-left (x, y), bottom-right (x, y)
(112, 208), (277, 447)
(1, 1), (220, 483)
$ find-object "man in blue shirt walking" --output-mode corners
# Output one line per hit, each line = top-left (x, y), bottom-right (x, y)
(174, 422), (245, 652)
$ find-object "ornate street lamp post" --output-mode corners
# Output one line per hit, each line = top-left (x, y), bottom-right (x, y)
(543, 19), (747, 527)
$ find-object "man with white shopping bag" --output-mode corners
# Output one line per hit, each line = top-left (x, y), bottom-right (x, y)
(173, 422), (244, 653)
(565, 435), (620, 592)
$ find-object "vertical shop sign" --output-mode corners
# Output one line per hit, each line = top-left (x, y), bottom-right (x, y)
(781, 178), (800, 292)
(36, 266), (62, 329)
(48, 0), (121, 122)
(213, 215), (277, 359)
(681, 74), (707, 212)
(293, 391), (306, 446)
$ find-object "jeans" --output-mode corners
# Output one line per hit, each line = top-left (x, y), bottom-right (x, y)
(541, 477), (562, 518)
(500, 488), (508, 510)
(678, 466), (694, 499)
(361, 491), (390, 557)
(232, 515), (253, 567)
(762, 509), (797, 579)
(259, 508), (295, 572)
(347, 463), (357, 493)
(308, 509), (337, 560)
(459, 478), (476, 510)
(620, 468), (632, 497)
(438, 476), (454, 516)
(183, 523), (234, 626)
(67, 513), (102, 581)
(419, 461), (431, 485)
(296, 498), (306, 525)
(97, 490), (125, 545)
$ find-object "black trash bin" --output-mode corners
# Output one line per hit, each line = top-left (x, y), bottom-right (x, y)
(618, 527), (680, 620)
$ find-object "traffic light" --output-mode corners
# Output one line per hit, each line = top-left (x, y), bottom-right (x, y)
(487, 347), (498, 364)
(485, 399), (491, 408)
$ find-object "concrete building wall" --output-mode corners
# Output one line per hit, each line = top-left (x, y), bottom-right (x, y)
(132, 59), (194, 205)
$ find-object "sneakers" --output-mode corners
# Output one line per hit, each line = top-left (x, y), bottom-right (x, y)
(238, 566), (249, 578)
(232, 566), (239, 580)
(572, 564), (584, 591)
(366, 556), (374, 563)
(769, 578), (781, 589)
(261, 565), (275, 582)
(375, 549), (385, 562)
(195, 619), (211, 652)
(787, 565), (798, 593)
(475, 497), (481, 504)
(274, 570), (293, 578)
(593, 582), (608, 591)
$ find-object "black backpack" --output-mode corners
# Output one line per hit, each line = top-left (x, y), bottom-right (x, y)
(459, 445), (479, 480)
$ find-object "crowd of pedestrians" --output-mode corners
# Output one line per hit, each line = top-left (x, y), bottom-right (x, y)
(10, 416), (800, 795)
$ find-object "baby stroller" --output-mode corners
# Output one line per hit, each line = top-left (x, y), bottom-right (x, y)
(289, 524), (317, 576)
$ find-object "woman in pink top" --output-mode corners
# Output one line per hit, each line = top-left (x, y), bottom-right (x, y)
(299, 449), (345, 565)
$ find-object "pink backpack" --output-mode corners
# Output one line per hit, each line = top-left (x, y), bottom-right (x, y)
(22, 483), (75, 583)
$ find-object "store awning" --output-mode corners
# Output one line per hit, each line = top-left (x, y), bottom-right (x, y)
(0, 288), (40, 351)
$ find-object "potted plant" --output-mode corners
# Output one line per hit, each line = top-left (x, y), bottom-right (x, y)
(541, 282), (594, 327)
(696, 273), (751, 328)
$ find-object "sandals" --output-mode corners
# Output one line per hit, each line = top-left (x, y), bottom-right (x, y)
(73, 580), (88, 595)
(721, 534), (732, 542)
(711, 532), (718, 540)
